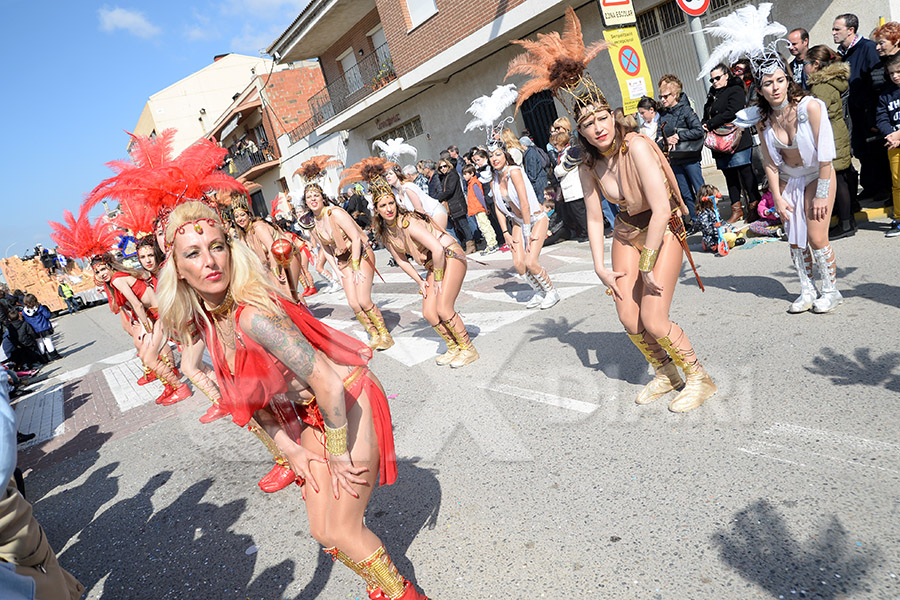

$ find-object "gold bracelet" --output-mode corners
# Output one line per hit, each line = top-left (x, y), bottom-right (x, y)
(433, 267), (444, 282)
(324, 423), (348, 456)
(638, 247), (659, 272)
(350, 258), (360, 271)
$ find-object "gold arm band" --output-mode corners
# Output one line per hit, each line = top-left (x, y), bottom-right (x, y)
(350, 258), (361, 271)
(638, 247), (659, 272)
(433, 267), (444, 282)
(324, 423), (348, 456)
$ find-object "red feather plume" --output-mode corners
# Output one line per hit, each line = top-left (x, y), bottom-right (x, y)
(49, 205), (119, 260)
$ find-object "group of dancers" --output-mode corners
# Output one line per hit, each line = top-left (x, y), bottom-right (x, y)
(42, 5), (838, 598)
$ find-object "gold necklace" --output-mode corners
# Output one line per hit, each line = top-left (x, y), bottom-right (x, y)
(213, 315), (236, 350)
(601, 140), (619, 157)
(206, 288), (233, 317)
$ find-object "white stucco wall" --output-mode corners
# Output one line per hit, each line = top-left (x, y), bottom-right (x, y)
(276, 130), (349, 206)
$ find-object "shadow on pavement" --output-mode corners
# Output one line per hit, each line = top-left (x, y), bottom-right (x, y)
(56, 341), (96, 355)
(59, 473), (296, 599)
(289, 459), (441, 599)
(805, 347), (900, 392)
(713, 499), (877, 599)
(20, 424), (114, 477)
(841, 282), (900, 310)
(527, 316), (648, 383)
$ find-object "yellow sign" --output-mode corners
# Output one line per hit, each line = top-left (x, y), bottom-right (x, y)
(604, 27), (653, 114)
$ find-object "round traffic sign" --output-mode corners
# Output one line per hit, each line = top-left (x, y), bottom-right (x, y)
(619, 46), (640, 76)
(676, 0), (710, 17)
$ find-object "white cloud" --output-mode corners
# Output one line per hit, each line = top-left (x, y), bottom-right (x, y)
(221, 0), (310, 16)
(230, 23), (284, 55)
(98, 6), (161, 39)
(184, 11), (221, 42)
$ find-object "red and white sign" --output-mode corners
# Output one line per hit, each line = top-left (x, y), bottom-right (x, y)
(597, 0), (636, 27)
(676, 0), (709, 17)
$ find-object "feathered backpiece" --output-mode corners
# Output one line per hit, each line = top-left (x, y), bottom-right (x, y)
(340, 156), (396, 203)
(114, 200), (156, 236)
(49, 205), (119, 260)
(85, 131), (247, 233)
(293, 154), (343, 185)
(464, 84), (518, 148)
(505, 6), (610, 121)
(372, 137), (418, 163)
(271, 192), (292, 221)
(696, 3), (787, 81)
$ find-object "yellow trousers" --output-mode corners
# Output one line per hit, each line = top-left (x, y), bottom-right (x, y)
(889, 148), (900, 219)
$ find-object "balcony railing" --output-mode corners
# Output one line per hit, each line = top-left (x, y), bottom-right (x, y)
(223, 146), (277, 178)
(302, 44), (395, 132)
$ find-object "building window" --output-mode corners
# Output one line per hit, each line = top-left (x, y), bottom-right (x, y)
(406, 0), (436, 29)
(372, 116), (424, 146)
(657, 0), (685, 31)
(710, 0), (731, 11)
(636, 10), (659, 40)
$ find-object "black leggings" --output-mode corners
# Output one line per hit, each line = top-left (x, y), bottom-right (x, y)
(450, 215), (472, 244)
(834, 167), (859, 221)
(722, 163), (761, 208)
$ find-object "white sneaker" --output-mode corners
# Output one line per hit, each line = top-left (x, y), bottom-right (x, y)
(812, 291), (843, 313)
(525, 291), (545, 309)
(539, 288), (560, 309)
(787, 292), (816, 313)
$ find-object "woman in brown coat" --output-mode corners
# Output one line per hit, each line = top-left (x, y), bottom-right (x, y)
(806, 45), (856, 239)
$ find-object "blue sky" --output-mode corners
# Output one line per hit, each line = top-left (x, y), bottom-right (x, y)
(0, 0), (309, 260)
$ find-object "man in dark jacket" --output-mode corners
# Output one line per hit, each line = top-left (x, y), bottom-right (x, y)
(422, 159), (442, 199)
(521, 137), (549, 200)
(658, 74), (705, 222)
(4, 310), (45, 367)
(834, 13), (890, 199)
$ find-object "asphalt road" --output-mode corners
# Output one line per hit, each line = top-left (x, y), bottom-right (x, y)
(15, 219), (900, 600)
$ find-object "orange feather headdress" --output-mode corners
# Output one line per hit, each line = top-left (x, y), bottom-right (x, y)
(294, 154), (343, 185)
(339, 156), (396, 202)
(505, 6), (611, 122)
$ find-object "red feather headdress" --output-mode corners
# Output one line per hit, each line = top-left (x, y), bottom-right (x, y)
(85, 130), (248, 231)
(49, 205), (119, 260)
(505, 6), (610, 119)
(294, 154), (343, 184)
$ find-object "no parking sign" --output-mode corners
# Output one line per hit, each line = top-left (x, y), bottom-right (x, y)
(604, 27), (653, 113)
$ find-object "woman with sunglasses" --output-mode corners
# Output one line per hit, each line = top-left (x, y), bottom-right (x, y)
(702, 63), (761, 224)
(136, 201), (426, 600)
(434, 158), (474, 254)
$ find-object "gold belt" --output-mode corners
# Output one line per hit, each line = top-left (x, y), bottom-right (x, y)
(297, 365), (368, 406)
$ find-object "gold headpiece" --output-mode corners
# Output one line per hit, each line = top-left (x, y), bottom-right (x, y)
(231, 193), (251, 214)
(368, 175), (395, 203)
(505, 6), (610, 123)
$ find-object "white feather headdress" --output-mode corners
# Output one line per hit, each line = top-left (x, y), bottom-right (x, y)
(695, 3), (787, 81)
(464, 84), (518, 148)
(372, 137), (417, 163)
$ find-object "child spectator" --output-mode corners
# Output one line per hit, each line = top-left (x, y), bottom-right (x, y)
(4, 310), (46, 368)
(542, 187), (567, 246)
(22, 294), (60, 361)
(747, 187), (785, 238)
(695, 185), (728, 254)
(876, 52), (900, 238)
(462, 165), (499, 254)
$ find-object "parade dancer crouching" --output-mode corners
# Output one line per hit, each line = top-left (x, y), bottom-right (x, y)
(369, 169), (479, 367)
(141, 201), (426, 599)
(507, 7), (716, 412)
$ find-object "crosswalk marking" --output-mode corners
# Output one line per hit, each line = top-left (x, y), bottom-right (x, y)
(102, 358), (164, 412)
(482, 382), (599, 414)
(15, 385), (65, 446)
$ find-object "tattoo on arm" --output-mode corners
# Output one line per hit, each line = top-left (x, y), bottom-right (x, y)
(248, 311), (317, 380)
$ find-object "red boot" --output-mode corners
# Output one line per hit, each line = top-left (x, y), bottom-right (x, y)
(137, 370), (157, 386)
(155, 384), (174, 405)
(199, 403), (230, 423)
(258, 462), (296, 492)
(161, 383), (192, 406)
(304, 286), (318, 296)
(369, 581), (428, 600)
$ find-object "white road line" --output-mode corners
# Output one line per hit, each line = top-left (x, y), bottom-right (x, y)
(102, 359), (163, 412)
(766, 422), (900, 453)
(15, 385), (65, 445)
(483, 382), (598, 414)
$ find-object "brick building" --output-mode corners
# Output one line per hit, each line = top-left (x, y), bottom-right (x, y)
(268, 0), (897, 192)
(205, 61), (325, 214)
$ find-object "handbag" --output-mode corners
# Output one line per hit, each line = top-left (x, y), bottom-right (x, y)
(704, 124), (742, 154)
(666, 135), (705, 161)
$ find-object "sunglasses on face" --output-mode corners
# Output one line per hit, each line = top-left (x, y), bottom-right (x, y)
(659, 92), (673, 100)
(710, 74), (726, 83)
(440, 165), (450, 170)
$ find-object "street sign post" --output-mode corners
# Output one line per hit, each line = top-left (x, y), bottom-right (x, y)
(604, 27), (654, 114)
(597, 0), (636, 27)
(676, 0), (710, 17)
